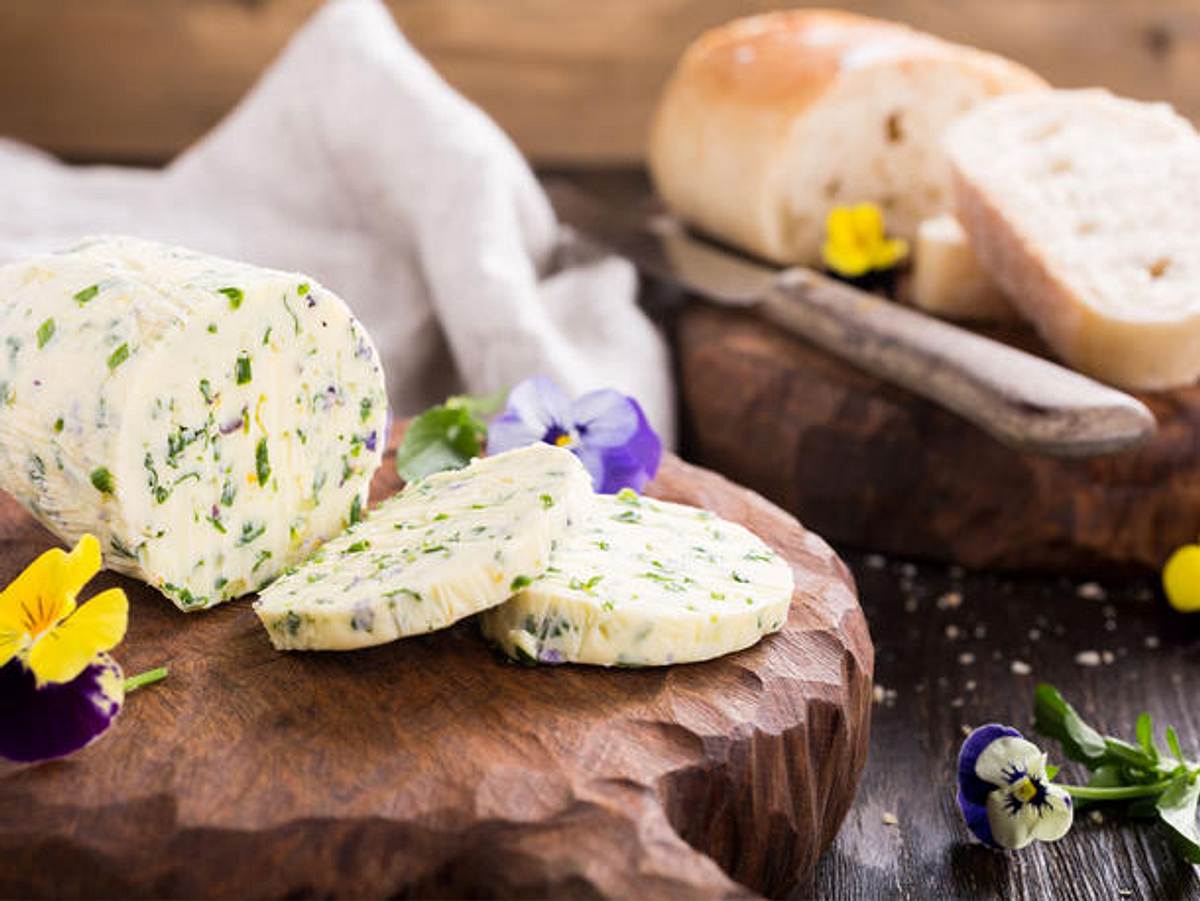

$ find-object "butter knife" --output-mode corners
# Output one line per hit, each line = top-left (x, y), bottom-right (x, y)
(547, 181), (1156, 458)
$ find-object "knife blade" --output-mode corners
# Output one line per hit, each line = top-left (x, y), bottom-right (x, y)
(546, 180), (1156, 458)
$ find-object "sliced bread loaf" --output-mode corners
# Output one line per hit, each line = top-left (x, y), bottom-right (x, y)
(945, 89), (1200, 390)
(648, 10), (1045, 265)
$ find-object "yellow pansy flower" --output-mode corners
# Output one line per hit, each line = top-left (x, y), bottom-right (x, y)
(1163, 544), (1200, 613)
(0, 533), (128, 686)
(821, 203), (909, 278)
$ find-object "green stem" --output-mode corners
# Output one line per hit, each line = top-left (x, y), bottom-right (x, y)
(1063, 778), (1174, 801)
(123, 666), (168, 694)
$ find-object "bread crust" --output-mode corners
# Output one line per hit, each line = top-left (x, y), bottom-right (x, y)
(648, 9), (1045, 265)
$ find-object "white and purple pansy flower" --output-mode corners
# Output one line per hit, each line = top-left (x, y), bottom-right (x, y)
(957, 723), (1074, 850)
(488, 376), (662, 494)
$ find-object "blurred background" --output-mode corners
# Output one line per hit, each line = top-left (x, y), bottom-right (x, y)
(3, 0), (1197, 166)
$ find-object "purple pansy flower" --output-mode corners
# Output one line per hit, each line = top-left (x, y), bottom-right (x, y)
(488, 377), (662, 494)
(0, 653), (124, 763)
(958, 723), (1073, 850)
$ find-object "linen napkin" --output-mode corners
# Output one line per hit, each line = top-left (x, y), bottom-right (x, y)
(0, 0), (675, 444)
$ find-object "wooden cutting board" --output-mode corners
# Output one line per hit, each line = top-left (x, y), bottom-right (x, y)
(0, 422), (872, 899)
(678, 304), (1200, 574)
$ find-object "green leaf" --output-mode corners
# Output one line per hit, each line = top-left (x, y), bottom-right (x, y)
(1137, 713), (1160, 765)
(1168, 725), (1186, 766)
(218, 286), (244, 309)
(1033, 683), (1110, 766)
(1156, 773), (1200, 863)
(395, 403), (487, 483)
(445, 390), (506, 418)
(235, 353), (252, 385)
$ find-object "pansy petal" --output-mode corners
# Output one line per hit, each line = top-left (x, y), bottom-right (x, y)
(985, 788), (1037, 850)
(570, 389), (638, 447)
(488, 376), (572, 454)
(1029, 785), (1074, 843)
(975, 735), (1045, 785)
(958, 724), (1021, 805)
(957, 790), (998, 848)
(571, 397), (661, 494)
(0, 652), (124, 763)
(28, 588), (128, 687)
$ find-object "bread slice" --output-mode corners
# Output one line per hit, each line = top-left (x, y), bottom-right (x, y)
(946, 89), (1200, 390)
(648, 10), (1045, 265)
(911, 214), (1016, 321)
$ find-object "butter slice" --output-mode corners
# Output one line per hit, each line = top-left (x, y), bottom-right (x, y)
(254, 443), (593, 651)
(480, 491), (794, 667)
(912, 214), (1016, 321)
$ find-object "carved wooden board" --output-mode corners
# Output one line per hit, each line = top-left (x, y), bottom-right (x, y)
(678, 304), (1200, 574)
(0, 423), (872, 898)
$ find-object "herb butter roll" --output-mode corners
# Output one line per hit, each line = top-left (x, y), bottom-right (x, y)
(0, 236), (388, 611)
(481, 489), (794, 666)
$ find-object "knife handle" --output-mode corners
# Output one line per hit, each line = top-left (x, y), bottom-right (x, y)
(758, 268), (1156, 457)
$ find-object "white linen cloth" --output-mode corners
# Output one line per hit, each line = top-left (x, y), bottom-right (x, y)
(0, 0), (675, 444)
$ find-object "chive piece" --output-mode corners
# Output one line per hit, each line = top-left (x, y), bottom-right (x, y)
(218, 287), (244, 309)
(348, 494), (364, 525)
(345, 540), (370, 554)
(207, 323), (218, 334)
(297, 282), (310, 296)
(90, 466), (115, 494)
(53, 417), (64, 433)
(107, 343), (130, 370)
(510, 574), (532, 591)
(540, 493), (554, 509)
(235, 353), (252, 385)
(199, 379), (215, 404)
(73, 284), (100, 305)
(255, 437), (271, 486)
(238, 520), (266, 545)
(35, 318), (55, 349)
(360, 397), (373, 423)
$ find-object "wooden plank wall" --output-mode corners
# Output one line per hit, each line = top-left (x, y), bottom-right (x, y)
(1, 0), (1197, 165)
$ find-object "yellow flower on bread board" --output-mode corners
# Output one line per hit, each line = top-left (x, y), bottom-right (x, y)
(821, 203), (909, 279)
(1163, 544), (1200, 613)
(0, 533), (165, 763)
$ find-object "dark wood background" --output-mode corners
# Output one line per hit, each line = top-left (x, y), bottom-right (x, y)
(1, 0), (1198, 165)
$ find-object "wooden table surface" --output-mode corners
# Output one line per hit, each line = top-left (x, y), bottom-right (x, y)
(801, 553), (1200, 899)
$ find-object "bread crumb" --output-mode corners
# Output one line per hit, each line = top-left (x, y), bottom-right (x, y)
(1089, 810), (1104, 825)
(873, 685), (898, 706)
(950, 697), (964, 708)
(1011, 660), (1032, 675)
(965, 679), (977, 691)
(974, 624), (987, 639)
(961, 724), (973, 736)
(1101, 650), (1115, 665)
(1145, 635), (1161, 649)
(882, 811), (899, 826)
(948, 565), (965, 580)
(1075, 650), (1102, 667)
(945, 624), (960, 639)
(903, 596), (919, 614)
(937, 591), (963, 610)
(1028, 628), (1041, 641)
(1077, 582), (1107, 601)
(900, 562), (917, 578)
(958, 652), (975, 665)
(865, 553), (887, 570)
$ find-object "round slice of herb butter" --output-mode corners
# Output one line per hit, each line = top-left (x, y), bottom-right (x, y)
(480, 489), (794, 666)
